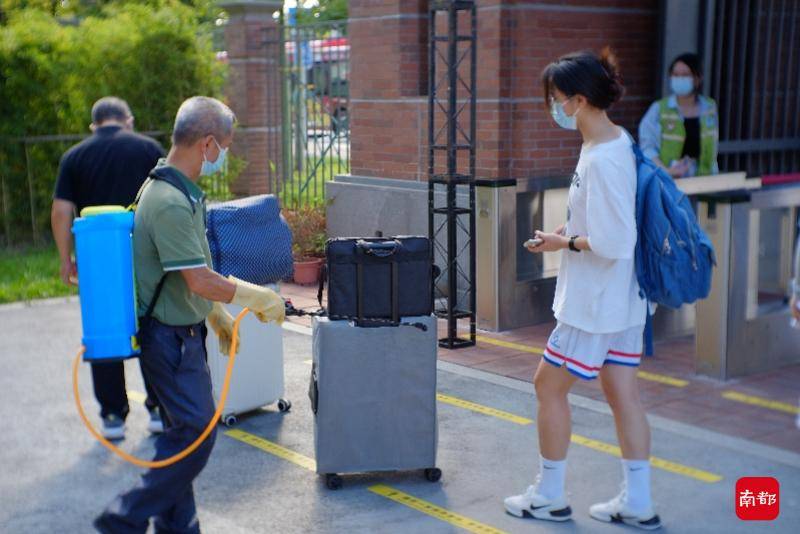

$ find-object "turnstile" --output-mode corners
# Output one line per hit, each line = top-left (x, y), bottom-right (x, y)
(696, 184), (800, 379)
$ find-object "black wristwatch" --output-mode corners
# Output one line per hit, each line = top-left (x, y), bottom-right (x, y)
(568, 235), (580, 252)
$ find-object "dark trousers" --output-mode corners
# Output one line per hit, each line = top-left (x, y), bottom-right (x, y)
(91, 361), (160, 419)
(95, 320), (217, 534)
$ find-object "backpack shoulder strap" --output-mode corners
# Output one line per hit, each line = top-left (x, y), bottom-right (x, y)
(127, 177), (153, 212)
(138, 172), (196, 213)
(141, 273), (169, 324)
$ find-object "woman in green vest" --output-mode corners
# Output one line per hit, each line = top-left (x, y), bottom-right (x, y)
(639, 53), (719, 178)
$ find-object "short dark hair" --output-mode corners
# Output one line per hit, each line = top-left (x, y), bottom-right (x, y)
(91, 97), (132, 124)
(541, 47), (624, 110)
(171, 96), (236, 147)
(669, 53), (702, 78)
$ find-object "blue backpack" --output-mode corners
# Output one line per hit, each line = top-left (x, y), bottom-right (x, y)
(632, 142), (716, 354)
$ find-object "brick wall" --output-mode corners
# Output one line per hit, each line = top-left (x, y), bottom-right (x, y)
(349, 0), (660, 181)
(505, 0), (659, 177)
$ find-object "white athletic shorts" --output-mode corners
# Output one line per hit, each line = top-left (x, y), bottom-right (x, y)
(543, 322), (644, 380)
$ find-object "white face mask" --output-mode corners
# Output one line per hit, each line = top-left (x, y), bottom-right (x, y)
(550, 98), (579, 130)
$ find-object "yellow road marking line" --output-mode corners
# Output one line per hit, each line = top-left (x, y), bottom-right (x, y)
(438, 392), (721, 483)
(473, 335), (688, 388)
(569, 434), (723, 483)
(437, 393), (533, 425)
(722, 390), (800, 415)
(127, 390), (146, 404)
(228, 430), (506, 533)
(369, 485), (507, 534)
(475, 335), (543, 355)
(636, 370), (689, 387)
(225, 429), (317, 471)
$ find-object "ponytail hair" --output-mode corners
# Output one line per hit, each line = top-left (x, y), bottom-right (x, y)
(541, 46), (625, 110)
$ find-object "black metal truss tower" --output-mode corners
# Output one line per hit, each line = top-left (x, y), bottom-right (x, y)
(428, 0), (476, 349)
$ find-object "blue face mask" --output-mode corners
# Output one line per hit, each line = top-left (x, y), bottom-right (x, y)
(550, 99), (578, 130)
(200, 138), (228, 176)
(670, 76), (694, 96)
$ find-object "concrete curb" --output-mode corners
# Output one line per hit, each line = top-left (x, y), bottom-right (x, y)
(0, 295), (79, 311)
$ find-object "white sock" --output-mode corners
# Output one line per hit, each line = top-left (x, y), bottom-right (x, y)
(536, 454), (566, 500)
(621, 459), (652, 512)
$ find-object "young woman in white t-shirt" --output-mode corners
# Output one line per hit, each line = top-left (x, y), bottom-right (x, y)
(504, 49), (661, 530)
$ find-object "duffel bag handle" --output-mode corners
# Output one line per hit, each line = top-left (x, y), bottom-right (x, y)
(356, 239), (401, 258)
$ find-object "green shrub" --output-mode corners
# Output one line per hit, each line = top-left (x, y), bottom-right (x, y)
(0, 4), (226, 245)
(283, 204), (327, 260)
(0, 244), (76, 303)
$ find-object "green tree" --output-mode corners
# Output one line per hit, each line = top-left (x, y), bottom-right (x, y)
(0, 0), (226, 26)
(0, 4), (226, 244)
(296, 0), (347, 24)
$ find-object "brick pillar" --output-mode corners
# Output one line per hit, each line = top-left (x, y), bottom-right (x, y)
(349, 0), (429, 181)
(222, 1), (283, 196)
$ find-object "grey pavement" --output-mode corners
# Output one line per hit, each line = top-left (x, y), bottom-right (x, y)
(1, 298), (798, 533)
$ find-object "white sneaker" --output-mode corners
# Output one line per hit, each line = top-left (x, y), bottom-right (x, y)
(504, 484), (572, 522)
(589, 491), (661, 530)
(101, 414), (125, 441)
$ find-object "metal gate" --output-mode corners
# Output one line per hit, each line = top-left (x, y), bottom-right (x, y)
(275, 20), (350, 209)
(702, 0), (800, 176)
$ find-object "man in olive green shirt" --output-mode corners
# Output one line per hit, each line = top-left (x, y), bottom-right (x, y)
(95, 96), (285, 534)
(134, 161), (215, 326)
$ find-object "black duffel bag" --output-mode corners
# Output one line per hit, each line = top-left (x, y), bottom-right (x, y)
(318, 236), (434, 326)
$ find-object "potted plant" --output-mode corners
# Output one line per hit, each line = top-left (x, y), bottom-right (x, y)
(284, 205), (327, 285)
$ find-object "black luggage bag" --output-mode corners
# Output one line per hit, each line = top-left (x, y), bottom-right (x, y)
(319, 236), (433, 326)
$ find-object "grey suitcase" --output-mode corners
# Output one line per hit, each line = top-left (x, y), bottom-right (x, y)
(309, 315), (440, 489)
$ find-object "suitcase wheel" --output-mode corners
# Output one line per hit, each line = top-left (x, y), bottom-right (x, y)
(277, 398), (292, 413)
(424, 468), (442, 482)
(222, 414), (238, 427)
(325, 474), (343, 490)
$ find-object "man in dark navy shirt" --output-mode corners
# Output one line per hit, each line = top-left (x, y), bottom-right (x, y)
(51, 96), (165, 440)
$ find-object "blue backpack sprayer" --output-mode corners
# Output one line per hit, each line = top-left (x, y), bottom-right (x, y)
(71, 176), (248, 469)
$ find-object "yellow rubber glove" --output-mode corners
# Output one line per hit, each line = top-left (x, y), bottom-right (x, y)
(207, 301), (238, 355)
(229, 276), (285, 325)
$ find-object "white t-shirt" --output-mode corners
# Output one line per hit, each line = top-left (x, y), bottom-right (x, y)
(552, 130), (647, 334)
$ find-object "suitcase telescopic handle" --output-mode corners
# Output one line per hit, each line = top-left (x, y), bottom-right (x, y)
(356, 239), (401, 258)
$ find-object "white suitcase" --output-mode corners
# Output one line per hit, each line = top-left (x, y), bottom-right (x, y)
(206, 292), (289, 426)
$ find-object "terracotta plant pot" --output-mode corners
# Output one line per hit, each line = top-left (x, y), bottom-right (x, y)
(293, 257), (324, 285)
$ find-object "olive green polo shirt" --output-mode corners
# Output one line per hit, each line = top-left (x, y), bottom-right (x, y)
(133, 163), (213, 326)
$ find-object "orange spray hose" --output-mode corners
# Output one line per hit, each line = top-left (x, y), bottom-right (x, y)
(72, 308), (249, 468)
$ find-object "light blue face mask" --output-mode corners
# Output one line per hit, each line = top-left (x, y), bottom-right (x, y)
(550, 98), (578, 130)
(670, 76), (694, 96)
(200, 138), (228, 176)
